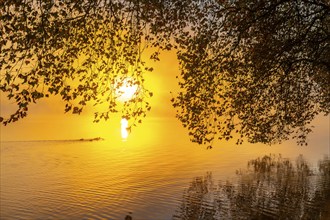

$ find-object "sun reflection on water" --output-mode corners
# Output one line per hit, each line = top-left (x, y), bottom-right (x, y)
(121, 118), (129, 140)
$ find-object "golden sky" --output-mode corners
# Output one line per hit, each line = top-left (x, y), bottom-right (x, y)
(0, 49), (329, 153)
(0, 50), (180, 141)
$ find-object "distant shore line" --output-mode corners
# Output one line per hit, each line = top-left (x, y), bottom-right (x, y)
(1, 137), (105, 142)
(77, 137), (105, 142)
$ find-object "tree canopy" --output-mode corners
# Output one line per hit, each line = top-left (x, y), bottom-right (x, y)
(0, 0), (182, 125)
(173, 0), (330, 146)
(1, 0), (329, 146)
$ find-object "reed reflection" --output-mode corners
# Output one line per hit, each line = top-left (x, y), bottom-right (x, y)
(173, 155), (330, 220)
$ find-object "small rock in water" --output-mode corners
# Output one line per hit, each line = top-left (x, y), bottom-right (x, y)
(125, 215), (132, 220)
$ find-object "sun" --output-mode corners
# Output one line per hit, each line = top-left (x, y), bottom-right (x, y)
(115, 78), (139, 102)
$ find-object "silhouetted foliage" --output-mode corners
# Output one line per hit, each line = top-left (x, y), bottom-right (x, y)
(173, 155), (330, 220)
(1, 0), (329, 146)
(173, 0), (330, 146)
(0, 0), (184, 126)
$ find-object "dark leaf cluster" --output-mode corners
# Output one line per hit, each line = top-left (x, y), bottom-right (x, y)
(172, 0), (330, 146)
(0, 0), (183, 127)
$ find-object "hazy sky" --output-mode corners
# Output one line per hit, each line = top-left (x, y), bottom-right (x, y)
(0, 51), (180, 141)
(1, 50), (329, 154)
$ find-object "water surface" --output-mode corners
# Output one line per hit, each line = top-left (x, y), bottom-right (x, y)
(173, 155), (330, 219)
(1, 119), (329, 219)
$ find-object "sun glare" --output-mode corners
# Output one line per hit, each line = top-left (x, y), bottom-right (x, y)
(116, 79), (138, 102)
(114, 78), (138, 139)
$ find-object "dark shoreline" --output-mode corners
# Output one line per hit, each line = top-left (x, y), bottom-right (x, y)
(1, 137), (105, 143)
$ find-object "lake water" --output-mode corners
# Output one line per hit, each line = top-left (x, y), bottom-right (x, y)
(1, 119), (329, 219)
